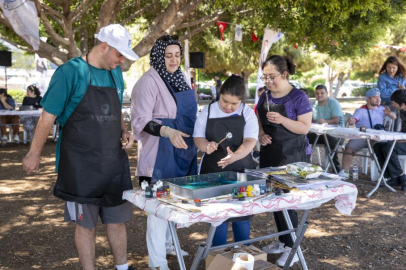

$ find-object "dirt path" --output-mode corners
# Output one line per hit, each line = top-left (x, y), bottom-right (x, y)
(1, 134), (406, 270)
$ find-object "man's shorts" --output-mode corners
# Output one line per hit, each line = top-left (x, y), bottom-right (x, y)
(346, 139), (377, 153)
(64, 201), (133, 229)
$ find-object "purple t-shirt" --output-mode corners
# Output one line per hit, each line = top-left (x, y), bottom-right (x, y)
(258, 88), (313, 154)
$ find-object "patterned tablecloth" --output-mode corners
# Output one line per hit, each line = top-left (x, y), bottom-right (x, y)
(310, 124), (406, 141)
(0, 109), (42, 116)
(123, 181), (358, 228)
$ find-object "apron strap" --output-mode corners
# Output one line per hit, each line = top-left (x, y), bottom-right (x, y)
(85, 53), (117, 89)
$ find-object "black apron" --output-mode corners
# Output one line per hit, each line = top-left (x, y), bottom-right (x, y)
(53, 55), (133, 207)
(258, 90), (306, 168)
(200, 103), (256, 174)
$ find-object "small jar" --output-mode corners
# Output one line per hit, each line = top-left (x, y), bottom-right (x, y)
(246, 185), (254, 197)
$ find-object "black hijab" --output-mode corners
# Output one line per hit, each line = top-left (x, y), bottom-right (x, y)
(149, 35), (190, 92)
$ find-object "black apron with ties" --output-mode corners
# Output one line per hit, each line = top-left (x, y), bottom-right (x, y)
(53, 55), (133, 207)
(200, 102), (255, 222)
(200, 103), (256, 174)
(258, 90), (306, 167)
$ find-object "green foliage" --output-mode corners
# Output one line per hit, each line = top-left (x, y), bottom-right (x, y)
(249, 86), (256, 98)
(351, 71), (376, 83)
(0, 42), (10, 51)
(7, 89), (25, 103)
(310, 79), (325, 88)
(304, 87), (315, 98)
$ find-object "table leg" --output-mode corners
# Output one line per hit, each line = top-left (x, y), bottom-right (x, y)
(168, 221), (187, 270)
(282, 210), (309, 270)
(367, 140), (397, 197)
(323, 134), (338, 174)
(190, 224), (216, 270)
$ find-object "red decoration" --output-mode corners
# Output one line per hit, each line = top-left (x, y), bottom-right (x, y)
(251, 28), (258, 42)
(293, 43), (298, 49)
(217, 21), (228, 41)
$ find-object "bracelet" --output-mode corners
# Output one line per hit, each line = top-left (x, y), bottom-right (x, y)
(163, 126), (168, 138)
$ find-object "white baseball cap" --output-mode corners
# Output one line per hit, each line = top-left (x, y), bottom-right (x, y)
(94, 24), (139, 61)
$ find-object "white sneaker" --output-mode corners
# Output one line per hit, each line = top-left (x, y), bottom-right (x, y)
(275, 246), (299, 267)
(338, 169), (349, 179)
(1, 135), (7, 141)
(262, 239), (285, 254)
(166, 245), (189, 256)
(13, 134), (20, 142)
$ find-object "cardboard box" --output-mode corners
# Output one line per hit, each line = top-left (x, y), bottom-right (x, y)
(206, 245), (267, 270)
(208, 255), (280, 270)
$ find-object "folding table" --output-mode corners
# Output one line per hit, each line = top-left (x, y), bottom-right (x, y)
(123, 180), (357, 270)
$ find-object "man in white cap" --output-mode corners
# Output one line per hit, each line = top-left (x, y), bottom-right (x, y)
(22, 24), (138, 270)
(339, 88), (396, 179)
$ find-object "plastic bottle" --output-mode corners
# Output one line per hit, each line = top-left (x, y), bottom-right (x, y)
(253, 184), (260, 196)
(145, 187), (152, 198)
(246, 185), (254, 197)
(352, 165), (358, 180)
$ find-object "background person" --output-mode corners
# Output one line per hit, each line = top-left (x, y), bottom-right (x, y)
(378, 56), (406, 131)
(339, 88), (396, 178)
(256, 55), (312, 267)
(22, 24), (137, 270)
(0, 88), (20, 142)
(373, 89), (406, 192)
(307, 84), (344, 172)
(131, 34), (197, 270)
(20, 85), (43, 141)
(193, 75), (258, 246)
(214, 75), (222, 101)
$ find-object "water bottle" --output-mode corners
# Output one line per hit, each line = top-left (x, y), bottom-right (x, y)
(352, 165), (358, 180)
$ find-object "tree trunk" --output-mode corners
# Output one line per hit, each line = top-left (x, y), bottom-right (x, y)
(241, 71), (252, 98)
(333, 72), (351, 98)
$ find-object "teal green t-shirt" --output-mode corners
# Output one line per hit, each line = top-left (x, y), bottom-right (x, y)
(312, 98), (344, 127)
(41, 56), (124, 172)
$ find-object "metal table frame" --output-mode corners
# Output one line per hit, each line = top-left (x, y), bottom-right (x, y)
(310, 129), (397, 197)
(167, 209), (310, 270)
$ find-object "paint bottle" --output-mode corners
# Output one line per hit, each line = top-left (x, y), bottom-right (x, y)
(145, 187), (152, 198)
(166, 185), (171, 196)
(266, 180), (272, 193)
(239, 186), (246, 197)
(253, 184), (260, 196)
(260, 184), (266, 195)
(246, 185), (254, 197)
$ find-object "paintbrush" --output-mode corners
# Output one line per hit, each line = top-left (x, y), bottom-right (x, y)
(217, 132), (233, 145)
(266, 91), (270, 111)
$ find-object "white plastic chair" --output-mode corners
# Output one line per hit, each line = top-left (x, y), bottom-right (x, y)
(361, 116), (394, 176)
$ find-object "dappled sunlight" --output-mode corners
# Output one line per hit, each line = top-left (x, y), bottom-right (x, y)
(189, 232), (207, 240)
(319, 256), (360, 268)
(96, 236), (110, 249)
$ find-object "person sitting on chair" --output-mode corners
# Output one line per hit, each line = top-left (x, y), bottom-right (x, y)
(0, 88), (20, 142)
(307, 84), (344, 172)
(374, 89), (406, 191)
(339, 88), (396, 178)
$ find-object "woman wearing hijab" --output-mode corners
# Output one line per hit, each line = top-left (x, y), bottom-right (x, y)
(131, 35), (197, 270)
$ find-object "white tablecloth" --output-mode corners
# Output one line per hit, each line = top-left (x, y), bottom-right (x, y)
(310, 124), (406, 141)
(123, 181), (358, 228)
(0, 109), (42, 117)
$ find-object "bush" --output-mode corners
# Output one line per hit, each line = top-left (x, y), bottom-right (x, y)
(6, 89), (25, 103)
(249, 86), (256, 98)
(310, 79), (325, 88)
(351, 85), (375, 97)
(304, 87), (315, 97)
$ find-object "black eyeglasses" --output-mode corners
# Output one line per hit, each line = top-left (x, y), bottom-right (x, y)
(159, 35), (179, 42)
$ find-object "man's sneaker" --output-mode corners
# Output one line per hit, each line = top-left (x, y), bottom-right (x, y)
(275, 246), (299, 267)
(13, 134), (20, 142)
(262, 240), (285, 254)
(1, 135), (7, 141)
(338, 169), (349, 179)
(380, 177), (401, 187)
(116, 266), (135, 270)
(166, 245), (189, 256)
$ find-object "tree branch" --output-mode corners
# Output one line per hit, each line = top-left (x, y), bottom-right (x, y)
(69, 0), (99, 22)
(32, 0), (69, 46)
(178, 19), (218, 41)
(177, 10), (225, 29)
(120, 0), (160, 26)
(96, 0), (120, 31)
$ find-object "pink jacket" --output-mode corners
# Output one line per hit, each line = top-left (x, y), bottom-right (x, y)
(131, 67), (189, 177)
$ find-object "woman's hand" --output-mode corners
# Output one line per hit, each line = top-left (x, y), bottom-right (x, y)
(398, 82), (405, 89)
(217, 147), (237, 169)
(165, 126), (189, 149)
(259, 133), (272, 146)
(266, 112), (285, 124)
(206, 141), (218, 154)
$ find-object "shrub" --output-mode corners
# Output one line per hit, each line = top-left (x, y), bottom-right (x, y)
(310, 79), (325, 88)
(249, 86), (256, 98)
(304, 87), (315, 97)
(6, 89), (25, 103)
